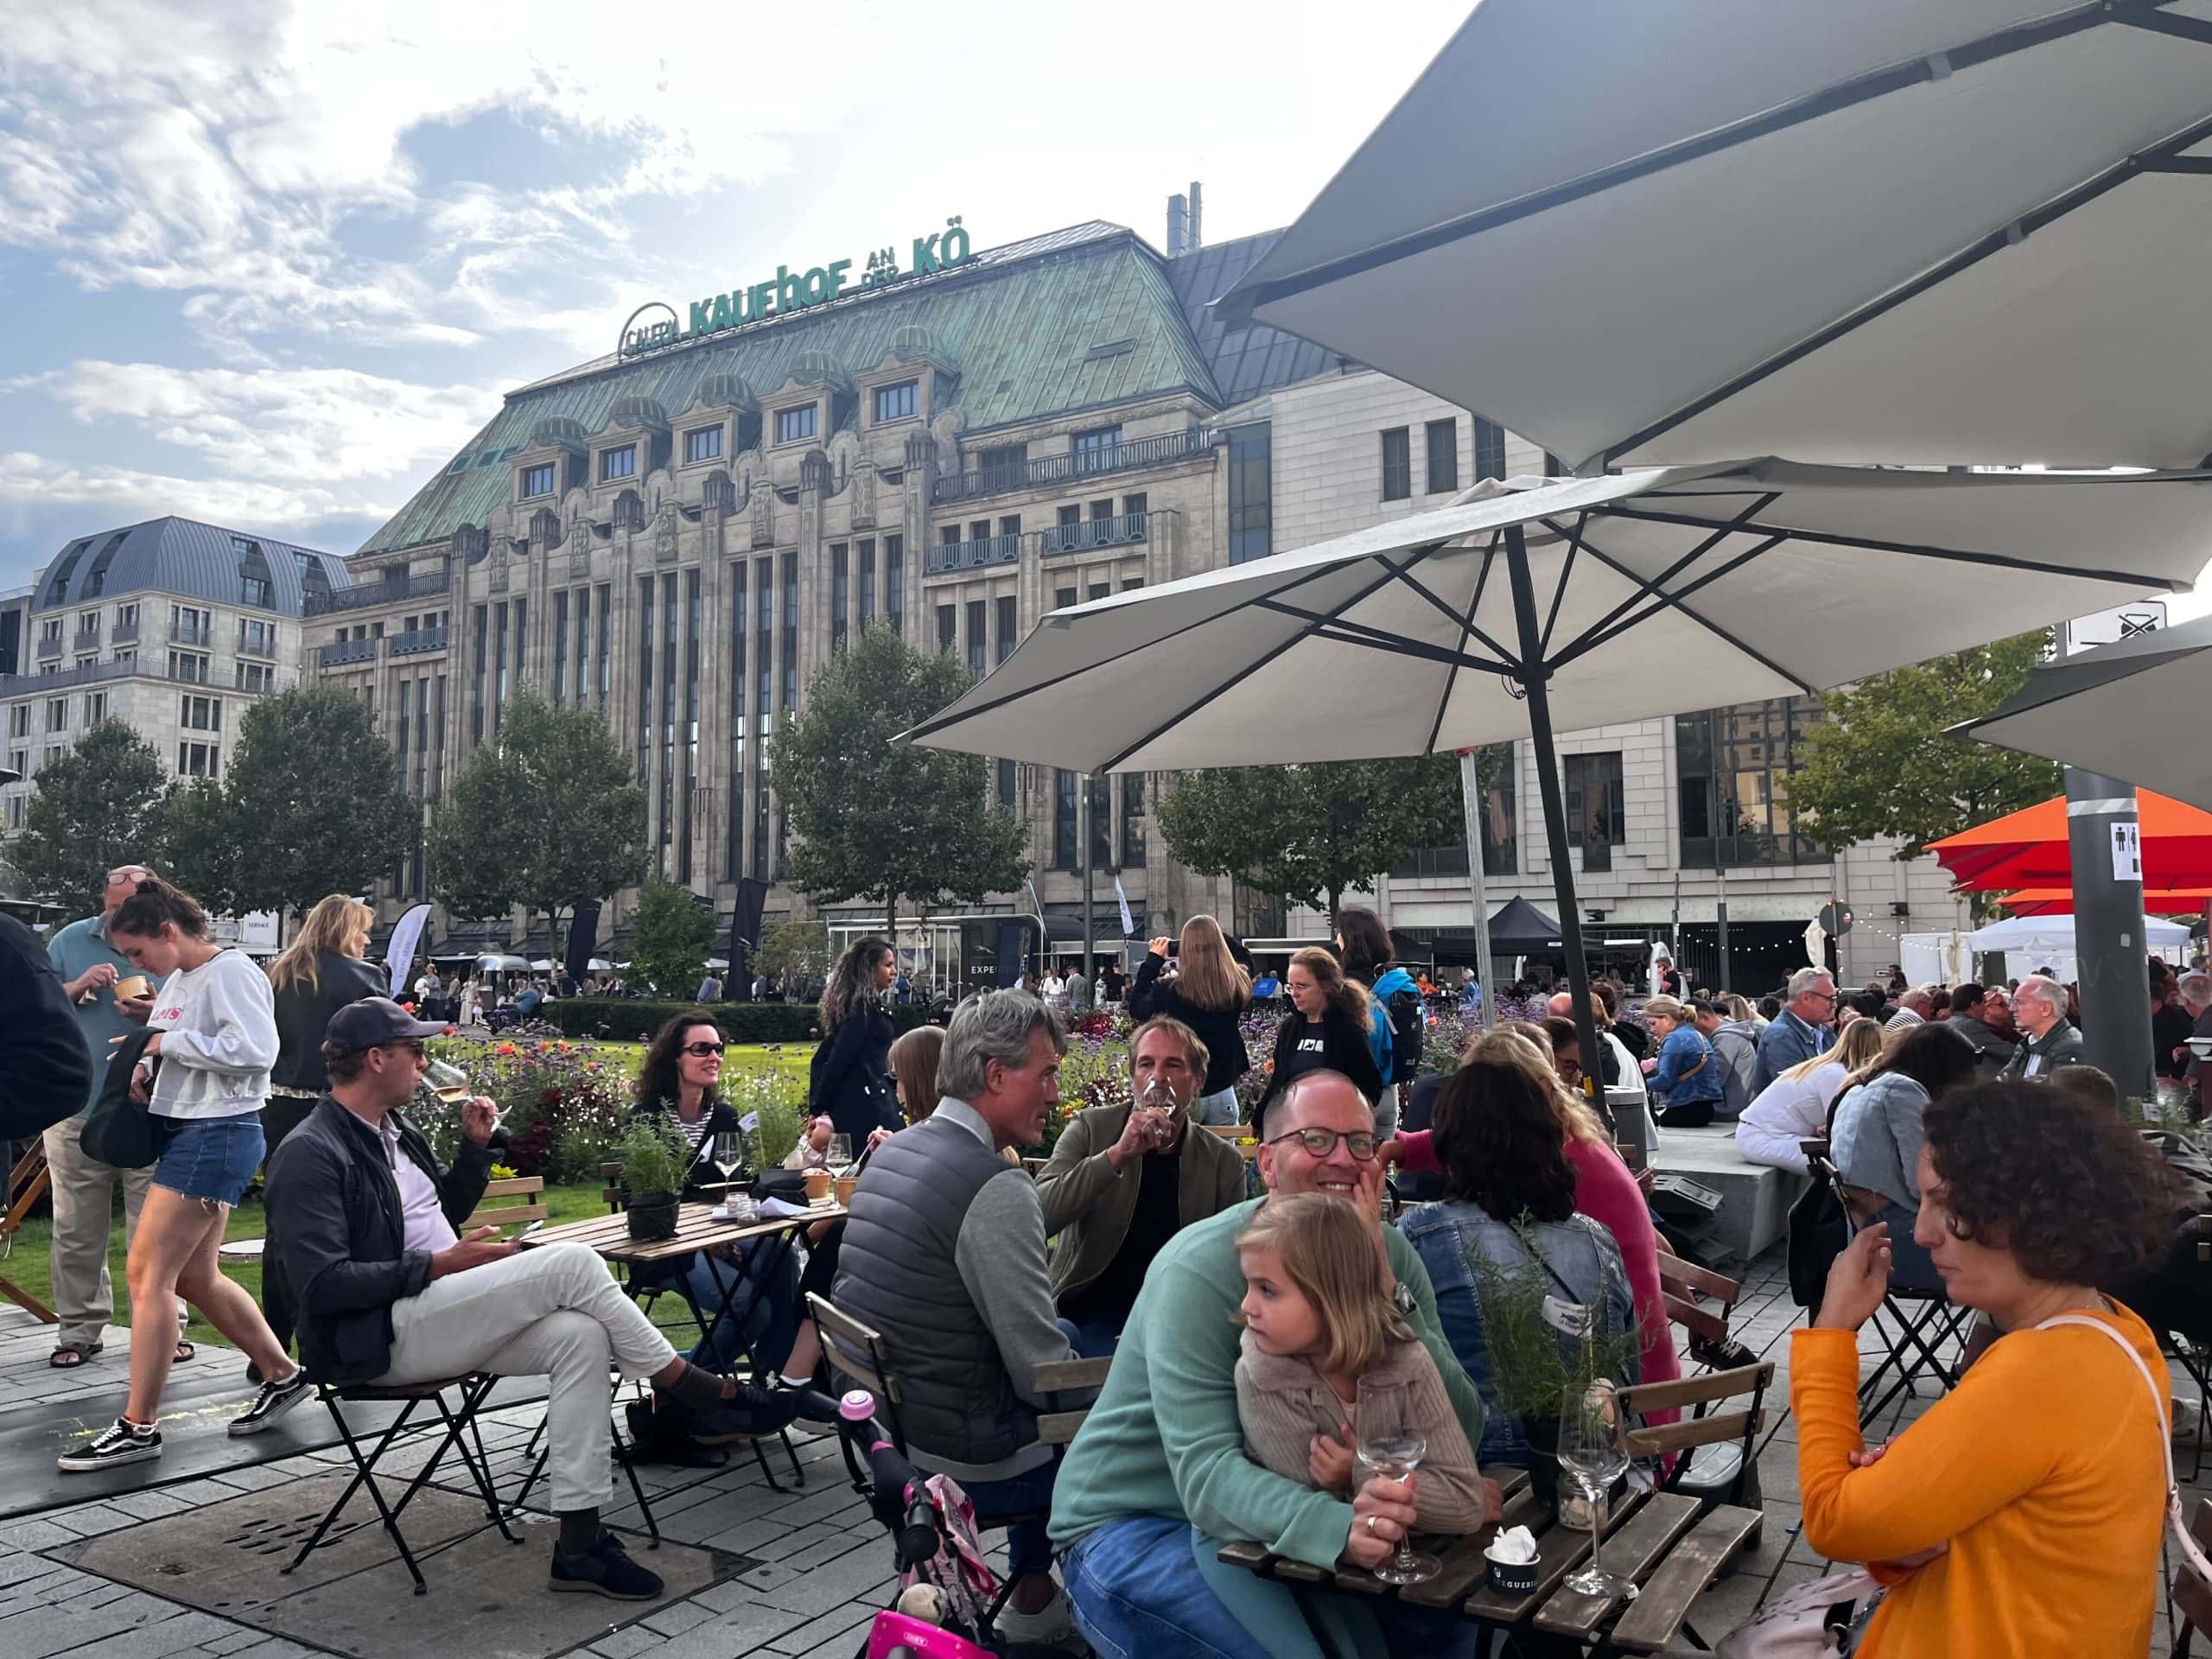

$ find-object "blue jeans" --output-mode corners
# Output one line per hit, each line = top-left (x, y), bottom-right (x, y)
(151, 1115), (264, 1207)
(1063, 1312), (1123, 1360)
(640, 1237), (803, 1373)
(1064, 1515), (1275, 1659)
(933, 1453), (1058, 1578)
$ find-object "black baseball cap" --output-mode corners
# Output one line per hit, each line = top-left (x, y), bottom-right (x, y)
(327, 997), (448, 1049)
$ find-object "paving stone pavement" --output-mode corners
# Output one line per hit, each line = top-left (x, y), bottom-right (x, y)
(0, 1247), (2199, 1656)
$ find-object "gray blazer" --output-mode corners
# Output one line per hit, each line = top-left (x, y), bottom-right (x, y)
(1829, 1072), (1930, 1216)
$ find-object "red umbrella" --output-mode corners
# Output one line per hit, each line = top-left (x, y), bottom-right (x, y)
(1995, 886), (2212, 919)
(1929, 790), (2212, 893)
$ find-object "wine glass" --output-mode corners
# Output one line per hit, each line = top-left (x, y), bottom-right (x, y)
(1353, 1376), (1439, 1586)
(1559, 1380), (1634, 1599)
(828, 1133), (854, 1174)
(712, 1132), (747, 1213)
(421, 1058), (472, 1105)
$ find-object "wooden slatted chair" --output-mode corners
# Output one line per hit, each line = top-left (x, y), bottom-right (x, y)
(0, 1140), (56, 1323)
(1033, 1356), (1113, 1446)
(1656, 1253), (1758, 1373)
(1620, 1361), (1773, 1517)
(2168, 1498), (2211, 1658)
(459, 1174), (548, 1234)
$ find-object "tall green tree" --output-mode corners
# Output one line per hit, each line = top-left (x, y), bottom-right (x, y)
(155, 777), (242, 916)
(751, 918), (831, 995)
(222, 685), (416, 922)
(428, 687), (647, 956)
(771, 626), (1028, 927)
(1156, 755), (1463, 922)
(1789, 633), (2058, 860)
(628, 874), (715, 997)
(6, 721), (168, 914)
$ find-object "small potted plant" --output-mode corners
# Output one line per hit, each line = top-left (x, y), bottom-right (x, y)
(1471, 1236), (1640, 1511)
(617, 1118), (691, 1242)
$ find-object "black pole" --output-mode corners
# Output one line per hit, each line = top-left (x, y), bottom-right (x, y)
(2063, 766), (2155, 1099)
(1505, 525), (1611, 1134)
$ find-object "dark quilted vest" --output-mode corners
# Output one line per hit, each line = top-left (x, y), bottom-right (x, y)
(833, 1114), (1031, 1466)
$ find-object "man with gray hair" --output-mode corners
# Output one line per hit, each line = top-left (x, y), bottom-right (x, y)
(2000, 974), (2086, 1079)
(832, 990), (1087, 1645)
(1751, 966), (1836, 1094)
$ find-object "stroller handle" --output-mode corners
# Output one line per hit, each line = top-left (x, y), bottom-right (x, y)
(835, 1389), (941, 1571)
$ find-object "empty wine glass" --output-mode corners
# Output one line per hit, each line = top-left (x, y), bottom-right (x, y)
(1354, 1376), (1438, 1586)
(1559, 1380), (1634, 1599)
(828, 1133), (854, 1173)
(712, 1132), (747, 1211)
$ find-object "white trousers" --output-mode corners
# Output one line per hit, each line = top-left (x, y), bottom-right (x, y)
(377, 1243), (677, 1512)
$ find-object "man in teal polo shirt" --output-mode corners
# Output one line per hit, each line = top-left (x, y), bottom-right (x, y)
(44, 862), (175, 1370)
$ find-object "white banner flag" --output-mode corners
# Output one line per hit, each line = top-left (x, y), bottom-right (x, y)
(1113, 875), (1135, 938)
(386, 903), (433, 998)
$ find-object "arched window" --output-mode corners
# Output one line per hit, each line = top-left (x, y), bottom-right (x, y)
(44, 540), (88, 604)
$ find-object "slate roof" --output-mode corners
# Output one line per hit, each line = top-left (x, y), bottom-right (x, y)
(31, 517), (350, 616)
(1165, 228), (1343, 406)
(361, 222), (1227, 556)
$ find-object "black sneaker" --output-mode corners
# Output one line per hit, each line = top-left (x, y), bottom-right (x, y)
(58, 1417), (162, 1472)
(550, 1530), (664, 1600)
(229, 1368), (313, 1436)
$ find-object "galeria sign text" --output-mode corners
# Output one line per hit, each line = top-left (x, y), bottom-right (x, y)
(620, 219), (973, 359)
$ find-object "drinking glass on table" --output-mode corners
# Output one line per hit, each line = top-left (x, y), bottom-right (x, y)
(1354, 1376), (1439, 1586)
(827, 1133), (854, 1174)
(1560, 1379), (1634, 1599)
(712, 1132), (747, 1213)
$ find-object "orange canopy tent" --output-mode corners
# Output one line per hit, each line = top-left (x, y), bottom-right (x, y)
(1996, 886), (2212, 918)
(1929, 790), (2212, 893)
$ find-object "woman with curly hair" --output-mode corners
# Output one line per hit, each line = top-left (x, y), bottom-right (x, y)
(809, 937), (899, 1141)
(1800, 1080), (2178, 1658)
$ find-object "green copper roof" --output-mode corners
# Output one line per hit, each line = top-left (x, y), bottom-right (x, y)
(362, 223), (1224, 556)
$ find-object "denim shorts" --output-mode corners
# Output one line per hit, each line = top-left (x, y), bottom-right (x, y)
(151, 1115), (266, 1207)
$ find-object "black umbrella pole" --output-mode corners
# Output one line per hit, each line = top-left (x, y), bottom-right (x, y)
(1505, 527), (1611, 1135)
(2063, 767), (2154, 1100)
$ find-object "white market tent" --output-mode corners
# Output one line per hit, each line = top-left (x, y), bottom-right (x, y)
(1962, 912), (2190, 984)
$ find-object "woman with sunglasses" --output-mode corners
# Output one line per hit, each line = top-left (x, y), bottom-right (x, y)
(628, 1014), (808, 1408)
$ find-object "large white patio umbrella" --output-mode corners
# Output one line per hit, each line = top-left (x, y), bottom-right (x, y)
(1951, 613), (2212, 810)
(906, 460), (2212, 1091)
(1217, 1), (2212, 473)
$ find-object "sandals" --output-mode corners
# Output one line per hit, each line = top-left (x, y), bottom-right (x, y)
(175, 1339), (196, 1363)
(49, 1340), (104, 1369)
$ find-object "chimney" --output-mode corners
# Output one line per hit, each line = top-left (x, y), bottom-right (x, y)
(1166, 193), (1189, 257)
(1187, 181), (1203, 251)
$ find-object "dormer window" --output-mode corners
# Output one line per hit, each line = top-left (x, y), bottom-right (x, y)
(774, 405), (817, 445)
(600, 443), (638, 483)
(683, 426), (723, 464)
(874, 380), (918, 423)
(522, 462), (556, 499)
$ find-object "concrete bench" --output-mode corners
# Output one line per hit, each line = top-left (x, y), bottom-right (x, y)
(1650, 1125), (1805, 1265)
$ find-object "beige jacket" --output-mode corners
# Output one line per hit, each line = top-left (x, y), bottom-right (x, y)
(1037, 1102), (1248, 1298)
(1234, 1325), (1489, 1533)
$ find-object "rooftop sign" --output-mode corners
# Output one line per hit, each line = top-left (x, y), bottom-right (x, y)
(620, 217), (974, 360)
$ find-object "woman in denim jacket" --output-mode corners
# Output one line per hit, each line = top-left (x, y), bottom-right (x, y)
(1399, 1052), (1640, 1470)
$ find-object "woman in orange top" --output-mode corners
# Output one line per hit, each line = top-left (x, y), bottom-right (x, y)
(1795, 1079), (2177, 1658)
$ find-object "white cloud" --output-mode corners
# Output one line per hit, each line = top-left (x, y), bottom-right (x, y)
(0, 451), (397, 535)
(22, 360), (504, 487)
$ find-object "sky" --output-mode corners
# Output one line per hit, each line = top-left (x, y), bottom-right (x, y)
(0, 0), (1471, 590)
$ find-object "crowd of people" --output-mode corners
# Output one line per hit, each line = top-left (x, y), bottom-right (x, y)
(1, 877), (2196, 1650)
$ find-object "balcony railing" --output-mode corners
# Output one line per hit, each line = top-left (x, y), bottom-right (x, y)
(924, 533), (1023, 576)
(931, 428), (1217, 505)
(35, 636), (61, 660)
(0, 656), (285, 697)
(170, 622), (213, 647)
(320, 637), (379, 668)
(389, 624), (448, 658)
(236, 632), (276, 658)
(303, 569), (449, 619)
(111, 618), (139, 645)
(1039, 511), (1148, 558)
(73, 629), (99, 651)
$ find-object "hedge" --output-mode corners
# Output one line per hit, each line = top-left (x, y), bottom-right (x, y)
(539, 997), (937, 1044)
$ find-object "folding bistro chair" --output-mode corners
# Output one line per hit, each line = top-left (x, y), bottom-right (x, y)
(0, 1140), (57, 1323)
(1621, 1360), (1774, 1516)
(283, 1373), (518, 1595)
(2170, 1498), (2212, 1658)
(1804, 1147), (1968, 1423)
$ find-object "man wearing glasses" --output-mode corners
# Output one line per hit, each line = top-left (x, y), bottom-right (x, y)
(1750, 966), (1837, 1094)
(1051, 1069), (1490, 1659)
(267, 999), (801, 1602)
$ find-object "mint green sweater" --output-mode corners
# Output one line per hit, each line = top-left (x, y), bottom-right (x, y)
(1048, 1196), (1484, 1568)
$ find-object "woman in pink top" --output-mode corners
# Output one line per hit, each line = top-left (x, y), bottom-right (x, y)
(1390, 1028), (1681, 1417)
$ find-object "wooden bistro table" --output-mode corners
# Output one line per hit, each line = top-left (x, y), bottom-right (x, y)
(1217, 1468), (1760, 1657)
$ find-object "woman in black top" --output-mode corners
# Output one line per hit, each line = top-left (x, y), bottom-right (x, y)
(265, 895), (388, 1154)
(1253, 944), (1385, 1129)
(1128, 914), (1250, 1123)
(810, 938), (899, 1140)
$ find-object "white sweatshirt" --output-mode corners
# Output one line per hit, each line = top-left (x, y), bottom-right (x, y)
(1734, 1060), (1847, 1174)
(146, 949), (277, 1120)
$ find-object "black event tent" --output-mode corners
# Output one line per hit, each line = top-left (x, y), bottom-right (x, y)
(1488, 896), (1565, 956)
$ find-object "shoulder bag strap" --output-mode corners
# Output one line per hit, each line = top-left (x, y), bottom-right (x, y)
(2037, 1312), (2212, 1588)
